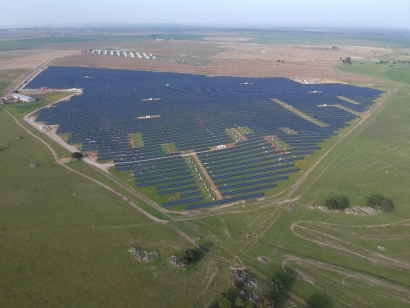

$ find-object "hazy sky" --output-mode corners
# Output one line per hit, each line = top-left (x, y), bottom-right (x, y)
(1, 0), (410, 29)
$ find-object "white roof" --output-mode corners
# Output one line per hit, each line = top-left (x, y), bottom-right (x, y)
(12, 93), (34, 100)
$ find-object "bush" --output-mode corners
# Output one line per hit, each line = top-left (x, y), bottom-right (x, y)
(258, 296), (275, 308)
(235, 296), (244, 306)
(380, 200), (394, 213)
(366, 196), (394, 213)
(266, 278), (285, 293)
(325, 198), (347, 210)
(72, 152), (84, 159)
(366, 196), (380, 207)
(181, 248), (196, 265)
(218, 295), (231, 308)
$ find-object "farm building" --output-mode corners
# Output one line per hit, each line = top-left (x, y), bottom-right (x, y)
(12, 93), (35, 102)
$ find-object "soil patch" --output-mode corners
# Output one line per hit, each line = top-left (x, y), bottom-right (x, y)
(257, 256), (270, 263)
(203, 37), (253, 42)
(51, 53), (375, 82)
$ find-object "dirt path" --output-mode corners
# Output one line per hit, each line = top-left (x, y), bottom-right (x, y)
(324, 104), (362, 116)
(5, 107), (167, 224)
(282, 255), (410, 302)
(2, 105), (314, 308)
(24, 96), (115, 172)
(286, 85), (402, 199)
(190, 151), (223, 200)
(290, 220), (410, 270)
(272, 98), (327, 127)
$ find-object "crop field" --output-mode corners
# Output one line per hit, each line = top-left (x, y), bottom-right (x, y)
(25, 66), (383, 210)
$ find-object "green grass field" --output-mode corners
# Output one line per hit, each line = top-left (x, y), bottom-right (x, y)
(0, 69), (27, 93)
(0, 101), (245, 308)
(7, 91), (72, 115)
(0, 36), (97, 51)
(3, 36), (410, 307)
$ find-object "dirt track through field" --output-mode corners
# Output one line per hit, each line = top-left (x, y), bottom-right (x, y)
(282, 255), (410, 303)
(4, 107), (167, 224)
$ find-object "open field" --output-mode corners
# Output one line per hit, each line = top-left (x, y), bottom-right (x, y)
(2, 28), (410, 307)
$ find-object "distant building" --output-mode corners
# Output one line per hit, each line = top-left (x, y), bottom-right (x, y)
(12, 93), (35, 102)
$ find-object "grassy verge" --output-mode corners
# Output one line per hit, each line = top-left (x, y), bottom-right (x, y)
(7, 91), (72, 116)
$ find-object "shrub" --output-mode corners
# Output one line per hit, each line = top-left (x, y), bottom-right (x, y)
(266, 278), (285, 293)
(181, 248), (196, 265)
(366, 196), (380, 207)
(218, 295), (231, 308)
(325, 198), (347, 210)
(72, 152), (84, 159)
(258, 296), (275, 308)
(380, 200), (394, 213)
(367, 196), (394, 213)
(235, 296), (244, 306)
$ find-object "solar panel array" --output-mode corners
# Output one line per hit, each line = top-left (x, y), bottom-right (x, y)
(28, 67), (383, 209)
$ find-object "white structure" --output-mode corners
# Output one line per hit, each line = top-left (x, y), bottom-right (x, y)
(12, 93), (35, 102)
(142, 53), (150, 59)
(129, 52), (135, 58)
(217, 145), (227, 149)
(116, 51), (120, 56)
(104, 50), (107, 55)
(123, 51), (128, 57)
(136, 52), (142, 59)
(110, 50), (114, 56)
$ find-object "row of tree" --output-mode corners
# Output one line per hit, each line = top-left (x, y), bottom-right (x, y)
(324, 196), (394, 213)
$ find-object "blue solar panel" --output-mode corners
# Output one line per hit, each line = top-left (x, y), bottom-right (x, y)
(29, 67), (384, 208)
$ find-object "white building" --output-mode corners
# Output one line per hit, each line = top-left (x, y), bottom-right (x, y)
(12, 93), (35, 102)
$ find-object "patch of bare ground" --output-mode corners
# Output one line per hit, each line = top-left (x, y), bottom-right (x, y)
(0, 49), (80, 70)
(257, 256), (270, 263)
(59, 157), (72, 164)
(203, 37), (253, 42)
(45, 40), (131, 50)
(50, 53), (375, 82)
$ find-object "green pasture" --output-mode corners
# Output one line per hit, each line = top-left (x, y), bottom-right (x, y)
(251, 31), (410, 47)
(0, 36), (96, 51)
(0, 102), (238, 308)
(175, 84), (410, 307)
(0, 69), (27, 93)
(7, 91), (72, 115)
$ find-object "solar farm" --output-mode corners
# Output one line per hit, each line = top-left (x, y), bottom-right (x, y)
(27, 66), (383, 210)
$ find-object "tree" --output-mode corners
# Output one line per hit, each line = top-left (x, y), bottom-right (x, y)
(218, 295), (232, 308)
(345, 57), (352, 64)
(266, 278), (285, 293)
(380, 199), (394, 213)
(325, 198), (347, 210)
(13, 90), (19, 93)
(367, 196), (380, 207)
(235, 297), (244, 306)
(72, 152), (84, 160)
(367, 196), (394, 213)
(258, 296), (275, 308)
(181, 248), (196, 265)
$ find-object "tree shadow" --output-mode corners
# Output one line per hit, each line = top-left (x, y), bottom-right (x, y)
(306, 293), (334, 308)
